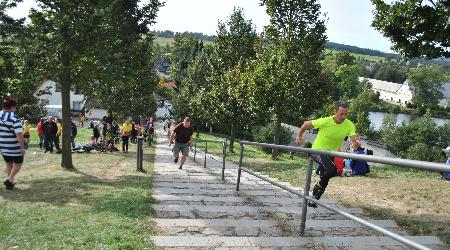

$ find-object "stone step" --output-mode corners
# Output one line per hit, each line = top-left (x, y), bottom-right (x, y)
(153, 219), (400, 237)
(153, 187), (303, 198)
(152, 194), (338, 206)
(151, 204), (363, 220)
(150, 236), (444, 249)
(153, 182), (278, 191)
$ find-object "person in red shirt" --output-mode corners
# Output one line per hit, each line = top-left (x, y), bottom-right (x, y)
(168, 117), (194, 170)
(37, 118), (44, 149)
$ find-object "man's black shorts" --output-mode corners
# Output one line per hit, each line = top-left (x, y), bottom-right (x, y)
(2, 155), (24, 164)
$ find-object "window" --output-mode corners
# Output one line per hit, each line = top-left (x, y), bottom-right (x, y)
(40, 99), (49, 106)
(55, 83), (61, 92)
(73, 101), (82, 111)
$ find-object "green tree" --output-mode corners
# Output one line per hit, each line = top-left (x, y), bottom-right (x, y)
(408, 65), (446, 113)
(0, 0), (45, 120)
(257, 0), (330, 158)
(27, 0), (162, 168)
(169, 33), (202, 88)
(213, 7), (259, 152)
(371, 0), (450, 59)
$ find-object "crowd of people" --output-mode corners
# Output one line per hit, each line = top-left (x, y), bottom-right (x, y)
(87, 110), (156, 153)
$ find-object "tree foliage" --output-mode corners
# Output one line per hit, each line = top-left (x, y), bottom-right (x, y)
(408, 65), (446, 112)
(381, 112), (449, 162)
(372, 0), (450, 59)
(26, 0), (163, 168)
(257, 0), (330, 158)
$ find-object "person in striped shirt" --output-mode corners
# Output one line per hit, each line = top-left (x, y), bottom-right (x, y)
(0, 98), (25, 190)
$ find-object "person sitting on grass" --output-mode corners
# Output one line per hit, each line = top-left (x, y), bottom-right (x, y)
(349, 138), (370, 176)
(441, 146), (450, 181)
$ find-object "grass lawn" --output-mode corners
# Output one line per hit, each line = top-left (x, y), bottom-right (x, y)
(195, 132), (450, 247)
(0, 128), (157, 249)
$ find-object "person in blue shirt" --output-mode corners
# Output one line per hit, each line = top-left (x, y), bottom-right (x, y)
(349, 139), (370, 176)
(441, 146), (450, 180)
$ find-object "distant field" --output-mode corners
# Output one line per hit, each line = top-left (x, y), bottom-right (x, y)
(154, 36), (385, 61)
(325, 49), (385, 61)
(154, 36), (213, 46)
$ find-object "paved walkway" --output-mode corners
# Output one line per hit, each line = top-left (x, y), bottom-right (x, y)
(150, 125), (445, 249)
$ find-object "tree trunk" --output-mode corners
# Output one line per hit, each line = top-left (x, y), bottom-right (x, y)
(60, 50), (74, 169)
(229, 122), (235, 153)
(271, 117), (282, 159)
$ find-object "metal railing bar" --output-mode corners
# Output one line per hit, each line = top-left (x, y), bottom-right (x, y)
(194, 138), (225, 143)
(240, 141), (448, 173)
(239, 166), (431, 250)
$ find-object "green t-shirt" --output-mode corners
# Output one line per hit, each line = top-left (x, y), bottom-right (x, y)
(311, 116), (356, 151)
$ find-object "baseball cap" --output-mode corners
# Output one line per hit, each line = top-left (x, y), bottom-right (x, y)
(443, 146), (450, 153)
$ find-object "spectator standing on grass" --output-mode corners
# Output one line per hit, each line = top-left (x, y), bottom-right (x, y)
(92, 122), (100, 144)
(0, 98), (25, 190)
(295, 101), (359, 207)
(23, 120), (30, 149)
(169, 117), (193, 170)
(102, 110), (113, 141)
(131, 121), (137, 144)
(71, 121), (77, 149)
(37, 118), (44, 149)
(56, 118), (62, 151)
(121, 119), (132, 153)
(43, 116), (59, 153)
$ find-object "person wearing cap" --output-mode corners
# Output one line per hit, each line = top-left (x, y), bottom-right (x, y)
(0, 98), (25, 190)
(441, 146), (450, 180)
(169, 117), (194, 170)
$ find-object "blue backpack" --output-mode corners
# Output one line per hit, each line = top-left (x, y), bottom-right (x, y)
(350, 148), (369, 176)
(443, 172), (450, 180)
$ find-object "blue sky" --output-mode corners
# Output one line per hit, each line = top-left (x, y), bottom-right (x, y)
(7, 0), (394, 53)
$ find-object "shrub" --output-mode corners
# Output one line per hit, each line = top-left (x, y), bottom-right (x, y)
(253, 122), (292, 154)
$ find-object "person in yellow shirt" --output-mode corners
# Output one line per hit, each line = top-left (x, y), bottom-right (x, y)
(121, 120), (132, 153)
(23, 120), (30, 149)
(296, 101), (359, 207)
(55, 118), (62, 153)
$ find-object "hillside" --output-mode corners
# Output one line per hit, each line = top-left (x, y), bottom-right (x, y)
(154, 36), (386, 62)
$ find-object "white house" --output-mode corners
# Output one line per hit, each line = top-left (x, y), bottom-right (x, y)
(35, 80), (85, 111)
(34, 79), (109, 119)
(360, 77), (450, 107)
(359, 77), (414, 106)
(439, 83), (450, 107)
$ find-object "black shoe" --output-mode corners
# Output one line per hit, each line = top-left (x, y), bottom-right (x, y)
(307, 201), (318, 208)
(312, 183), (324, 200)
(44, 150), (48, 153)
(3, 180), (14, 190)
(174, 157), (178, 163)
(179, 165), (182, 170)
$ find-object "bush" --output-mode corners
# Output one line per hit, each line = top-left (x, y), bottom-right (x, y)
(253, 122), (292, 154)
(400, 143), (445, 162)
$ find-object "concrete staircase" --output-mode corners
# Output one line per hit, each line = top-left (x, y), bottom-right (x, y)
(150, 127), (445, 249)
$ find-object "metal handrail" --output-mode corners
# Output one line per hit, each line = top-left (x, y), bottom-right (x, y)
(193, 138), (227, 180)
(236, 140), (447, 250)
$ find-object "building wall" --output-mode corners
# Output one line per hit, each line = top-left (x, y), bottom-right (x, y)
(35, 80), (85, 110)
(85, 108), (107, 120)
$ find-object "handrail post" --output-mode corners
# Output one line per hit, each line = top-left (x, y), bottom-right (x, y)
(204, 141), (208, 168)
(236, 143), (244, 191)
(300, 156), (314, 235)
(221, 139), (227, 180)
(194, 141), (197, 161)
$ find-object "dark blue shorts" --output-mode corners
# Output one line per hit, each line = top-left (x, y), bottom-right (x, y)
(2, 154), (24, 164)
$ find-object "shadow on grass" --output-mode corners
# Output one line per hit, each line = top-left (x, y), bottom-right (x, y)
(1, 161), (156, 219)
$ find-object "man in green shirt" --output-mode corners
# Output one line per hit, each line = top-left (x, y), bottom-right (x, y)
(296, 101), (358, 207)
